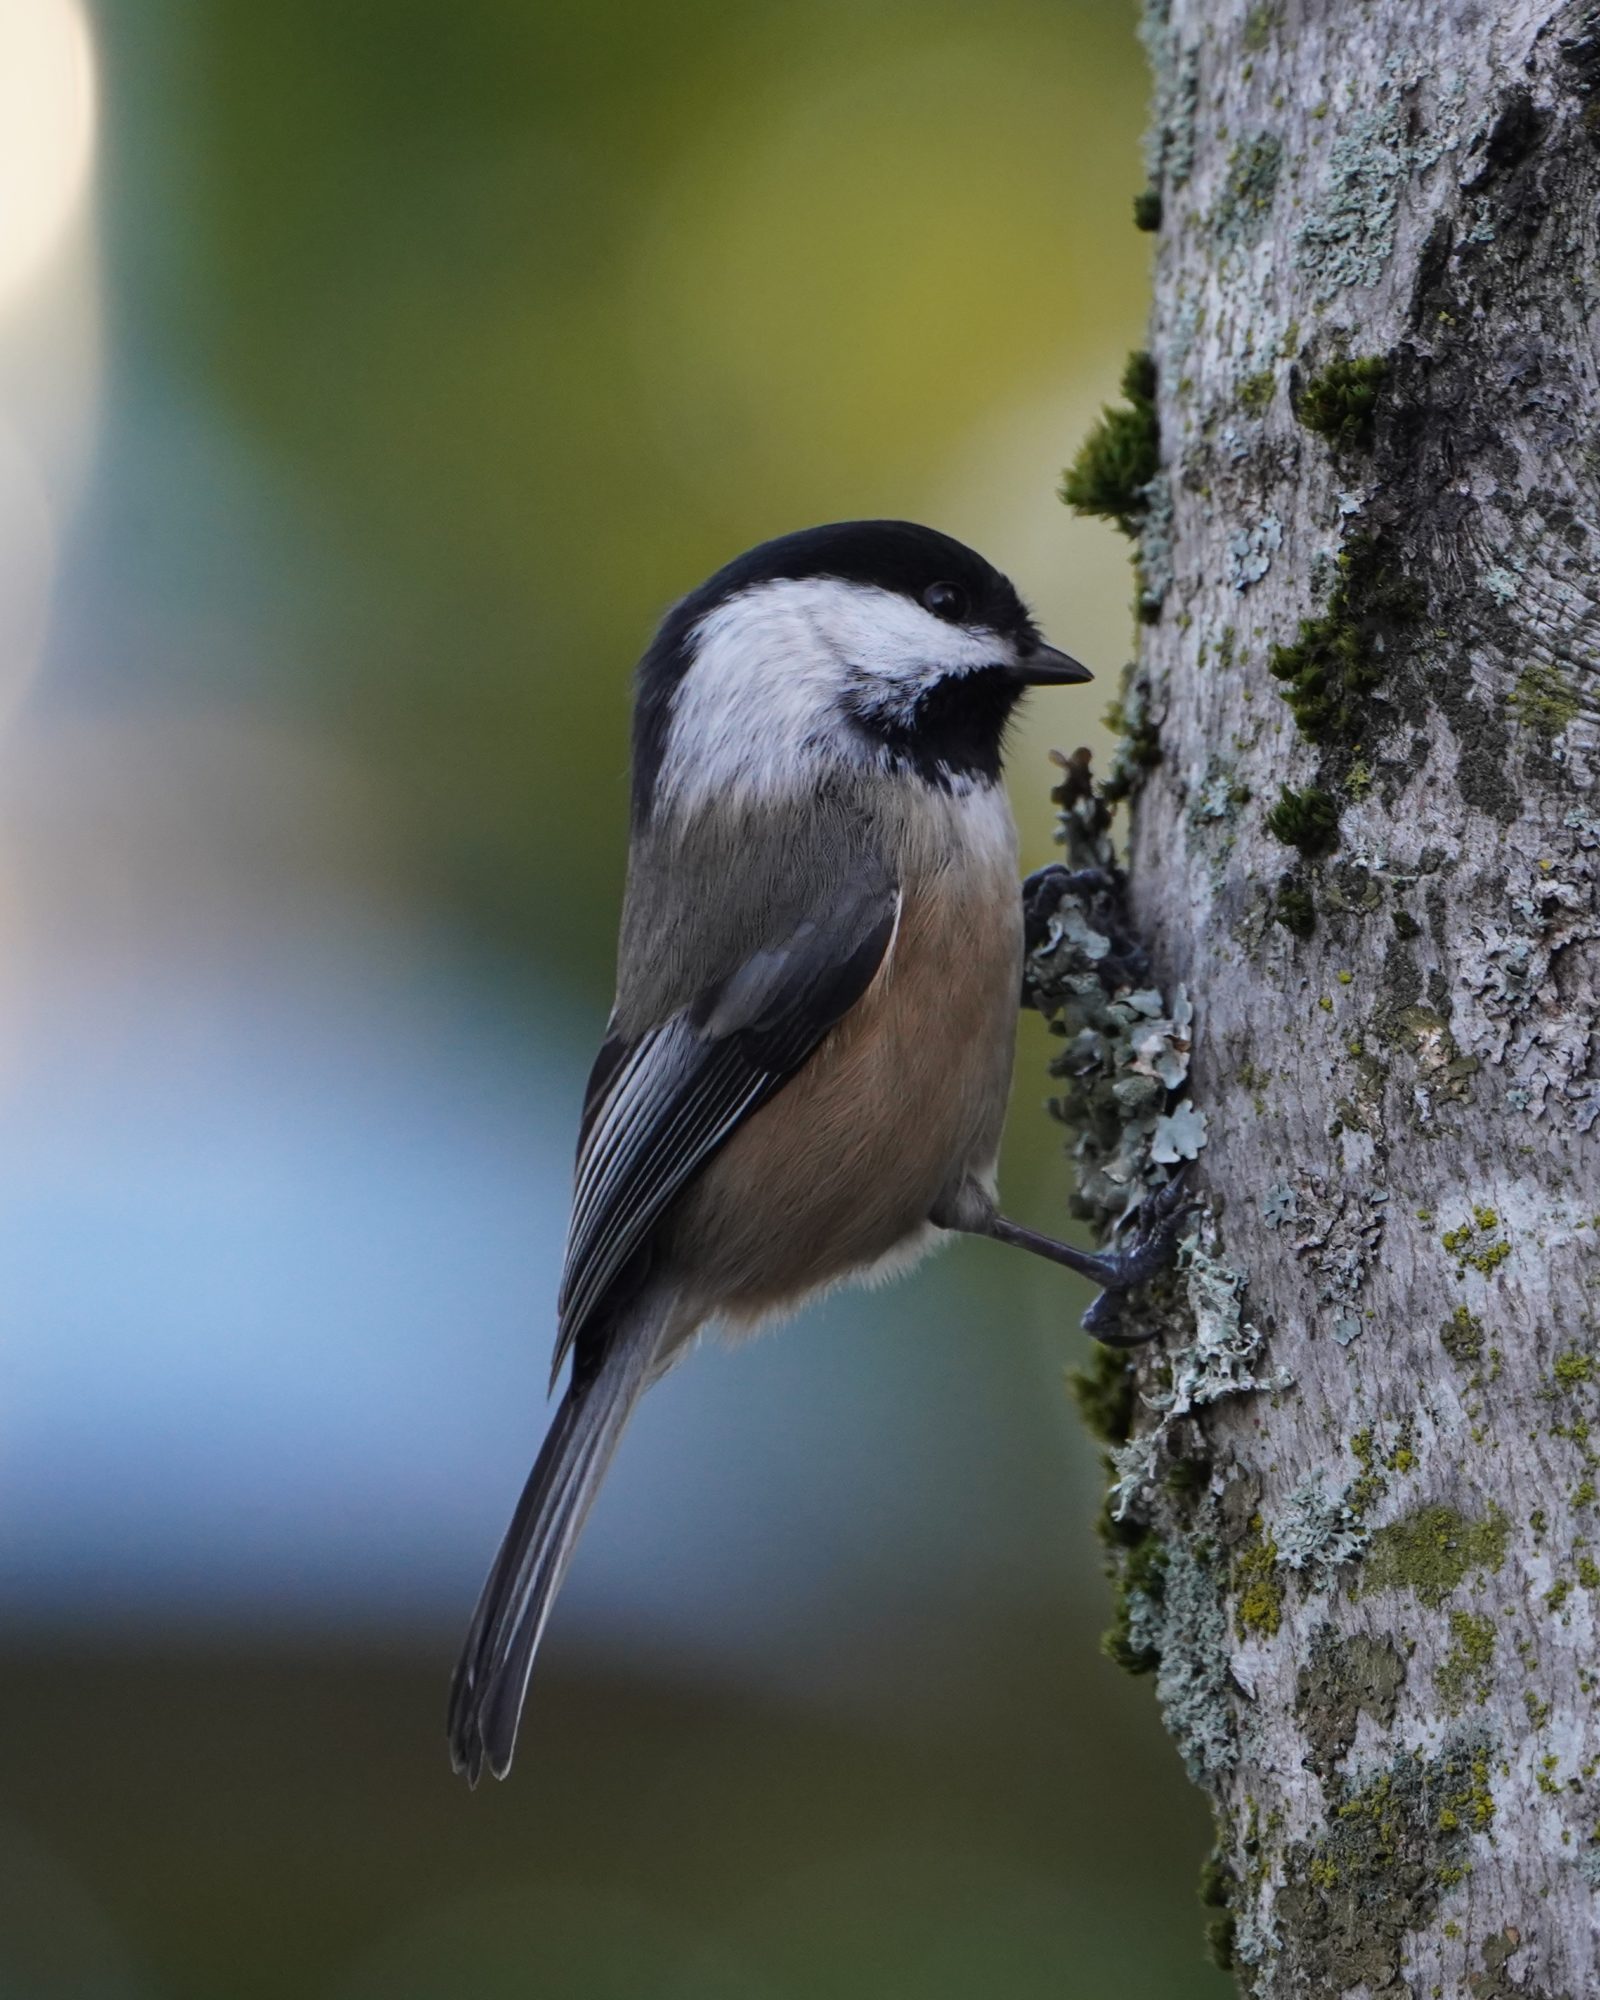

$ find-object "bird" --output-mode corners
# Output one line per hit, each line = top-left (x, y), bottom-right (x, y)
(447, 519), (1190, 1782)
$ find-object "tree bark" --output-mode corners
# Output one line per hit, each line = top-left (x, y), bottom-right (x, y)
(1039, 3), (1600, 1993)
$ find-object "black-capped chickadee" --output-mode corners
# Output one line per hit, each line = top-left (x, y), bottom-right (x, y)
(448, 520), (1188, 1782)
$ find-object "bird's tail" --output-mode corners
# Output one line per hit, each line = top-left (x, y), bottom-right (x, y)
(447, 1297), (667, 1783)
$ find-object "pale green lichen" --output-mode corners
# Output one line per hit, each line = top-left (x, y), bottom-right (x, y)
(1296, 60), (1463, 301)
(1153, 1541), (1238, 1783)
(1211, 131), (1284, 251)
(1026, 748), (1205, 1234)
(1274, 1473), (1371, 1585)
(1107, 1239), (1275, 1521)
(1139, 0), (1199, 190)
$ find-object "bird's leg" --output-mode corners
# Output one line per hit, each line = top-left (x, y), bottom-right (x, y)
(936, 1173), (1196, 1348)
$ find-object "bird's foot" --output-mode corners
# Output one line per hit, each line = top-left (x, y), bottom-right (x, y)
(1080, 1172), (1198, 1347)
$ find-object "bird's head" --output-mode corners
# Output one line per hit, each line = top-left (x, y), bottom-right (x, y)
(633, 519), (1091, 821)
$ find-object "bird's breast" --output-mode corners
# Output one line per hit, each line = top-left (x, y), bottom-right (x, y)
(668, 778), (1023, 1322)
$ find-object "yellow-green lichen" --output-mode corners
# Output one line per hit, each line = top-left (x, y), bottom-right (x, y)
(1234, 1531), (1284, 1638)
(1441, 1210), (1512, 1277)
(1509, 661), (1579, 738)
(1434, 1611), (1496, 1713)
(1361, 1504), (1509, 1609)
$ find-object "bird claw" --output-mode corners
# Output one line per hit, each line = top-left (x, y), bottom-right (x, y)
(1080, 1170), (1199, 1347)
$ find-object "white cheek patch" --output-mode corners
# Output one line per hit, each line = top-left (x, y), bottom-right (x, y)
(657, 576), (1008, 812)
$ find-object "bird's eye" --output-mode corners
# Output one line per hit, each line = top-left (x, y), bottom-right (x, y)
(922, 581), (968, 623)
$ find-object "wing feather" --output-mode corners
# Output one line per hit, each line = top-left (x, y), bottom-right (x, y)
(550, 868), (899, 1386)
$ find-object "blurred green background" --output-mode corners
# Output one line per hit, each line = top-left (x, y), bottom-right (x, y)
(0, 0), (1227, 1994)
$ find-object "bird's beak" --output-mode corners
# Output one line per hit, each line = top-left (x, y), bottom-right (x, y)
(1015, 640), (1094, 686)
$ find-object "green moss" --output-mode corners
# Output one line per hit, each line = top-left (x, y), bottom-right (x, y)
(1234, 1532), (1284, 1637)
(1238, 368), (1276, 414)
(1266, 784), (1341, 857)
(1553, 1348), (1594, 1390)
(1582, 1556), (1600, 1589)
(1061, 351), (1159, 538)
(1509, 661), (1579, 737)
(1295, 355), (1387, 448)
(1434, 1611), (1497, 1713)
(1274, 876), (1317, 938)
(1268, 533), (1420, 749)
(1069, 1344), (1137, 1446)
(1132, 186), (1162, 231)
(1198, 1851), (1236, 1971)
(1361, 1504), (1509, 1609)
(1441, 1306), (1485, 1369)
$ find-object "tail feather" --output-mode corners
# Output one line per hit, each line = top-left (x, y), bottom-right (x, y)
(447, 1309), (659, 1783)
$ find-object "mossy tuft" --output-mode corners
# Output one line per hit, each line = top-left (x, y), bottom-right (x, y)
(1132, 186), (1162, 231)
(1441, 1305), (1485, 1369)
(1273, 874), (1317, 937)
(1198, 1852), (1236, 1971)
(1069, 1344), (1137, 1447)
(1267, 534), (1420, 749)
(1295, 355), (1387, 448)
(1266, 784), (1340, 857)
(1061, 351), (1159, 538)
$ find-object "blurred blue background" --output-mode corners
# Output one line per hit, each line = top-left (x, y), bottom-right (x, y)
(0, 1), (1225, 1993)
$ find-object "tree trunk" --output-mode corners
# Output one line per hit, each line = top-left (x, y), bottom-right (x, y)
(1038, 3), (1600, 1993)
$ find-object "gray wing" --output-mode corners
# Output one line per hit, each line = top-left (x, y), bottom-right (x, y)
(550, 861), (901, 1387)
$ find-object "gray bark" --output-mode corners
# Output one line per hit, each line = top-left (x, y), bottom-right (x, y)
(1041, 3), (1600, 1993)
